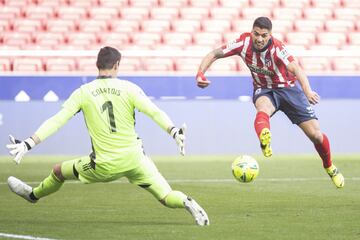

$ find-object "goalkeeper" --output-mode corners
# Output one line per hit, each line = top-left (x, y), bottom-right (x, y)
(6, 46), (209, 226)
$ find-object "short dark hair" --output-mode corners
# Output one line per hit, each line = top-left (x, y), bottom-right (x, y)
(96, 46), (121, 70)
(253, 17), (272, 31)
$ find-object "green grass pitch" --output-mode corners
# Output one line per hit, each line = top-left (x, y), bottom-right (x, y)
(0, 155), (359, 240)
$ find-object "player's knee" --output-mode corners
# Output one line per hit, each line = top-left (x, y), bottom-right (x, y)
(310, 131), (323, 144)
(53, 164), (65, 181)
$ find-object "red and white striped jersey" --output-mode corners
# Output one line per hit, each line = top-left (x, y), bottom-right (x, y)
(221, 32), (296, 89)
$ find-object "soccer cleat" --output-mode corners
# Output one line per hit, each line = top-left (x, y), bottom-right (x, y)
(7, 176), (37, 203)
(259, 128), (272, 157)
(183, 197), (209, 226)
(325, 165), (344, 188)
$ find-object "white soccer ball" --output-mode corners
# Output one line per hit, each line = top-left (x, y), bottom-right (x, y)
(231, 155), (259, 183)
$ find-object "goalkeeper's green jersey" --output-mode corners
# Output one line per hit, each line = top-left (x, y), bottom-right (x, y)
(35, 78), (174, 172)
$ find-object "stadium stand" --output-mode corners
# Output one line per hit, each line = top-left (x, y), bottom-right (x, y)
(0, 0), (359, 73)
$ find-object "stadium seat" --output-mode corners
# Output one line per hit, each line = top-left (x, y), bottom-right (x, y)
(285, 32), (316, 46)
(2, 32), (33, 46)
(223, 32), (241, 43)
(98, 0), (128, 8)
(347, 32), (360, 45)
(272, 32), (285, 42)
(142, 58), (174, 72)
(45, 58), (76, 72)
(13, 58), (44, 72)
(65, 32), (98, 46)
(280, 0), (310, 8)
(131, 32), (162, 47)
(56, 6), (88, 20)
(293, 20), (324, 32)
(130, 0), (159, 7)
(33, 32), (65, 47)
(77, 19), (108, 33)
(118, 57), (142, 72)
(0, 6), (22, 20)
(333, 8), (360, 21)
(240, 7), (272, 20)
(201, 19), (232, 33)
(162, 32), (193, 47)
(316, 32), (347, 46)
(232, 19), (254, 33)
(271, 19), (294, 34)
(299, 57), (331, 72)
(342, 0), (360, 8)
(174, 58), (202, 72)
(23, 6), (54, 20)
(88, 7), (119, 20)
(332, 57), (359, 72)
(179, 7), (210, 20)
(150, 7), (179, 20)
(171, 19), (201, 32)
(251, 0), (279, 8)
(159, 0), (188, 8)
(0, 19), (10, 32)
(98, 32), (130, 48)
(77, 57), (97, 73)
(311, 0), (341, 8)
(272, 8), (303, 21)
(119, 7), (149, 20)
(209, 7), (240, 20)
(12, 19), (43, 33)
(45, 19), (76, 33)
(141, 19), (171, 33)
(219, 0), (249, 8)
(0, 58), (11, 71)
(109, 19), (139, 33)
(324, 20), (355, 32)
(193, 32), (223, 47)
(303, 8), (333, 20)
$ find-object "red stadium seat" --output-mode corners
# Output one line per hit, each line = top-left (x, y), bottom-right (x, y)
(141, 19), (171, 33)
(209, 7), (240, 20)
(232, 19), (253, 33)
(0, 19), (10, 32)
(45, 58), (76, 72)
(342, 0), (360, 8)
(12, 19), (43, 33)
(316, 32), (347, 46)
(131, 0), (159, 7)
(174, 58), (202, 72)
(118, 57), (142, 72)
(23, 6), (54, 20)
(202, 19), (232, 33)
(299, 57), (331, 72)
(311, 0), (341, 8)
(303, 8), (333, 20)
(189, 0), (219, 7)
(159, 0), (187, 8)
(33, 31), (65, 46)
(333, 8), (360, 21)
(271, 19), (294, 34)
(56, 7), (88, 20)
(332, 57), (359, 72)
(119, 7), (149, 20)
(130, 32), (162, 48)
(179, 7), (210, 20)
(279, 0), (310, 8)
(285, 32), (316, 46)
(45, 19), (76, 33)
(219, 0), (249, 8)
(162, 32), (192, 47)
(88, 7), (119, 20)
(347, 32), (360, 45)
(65, 32), (98, 46)
(171, 19), (201, 32)
(272, 8), (303, 21)
(98, 32), (130, 48)
(293, 20), (324, 32)
(207, 57), (238, 73)
(241, 7), (272, 20)
(193, 32), (223, 47)
(150, 7), (179, 20)
(13, 58), (44, 72)
(2, 32), (33, 46)
(77, 19), (108, 33)
(142, 58), (174, 72)
(77, 57), (97, 72)
(0, 6), (22, 20)
(0, 58), (11, 71)
(324, 20), (355, 32)
(98, 0), (128, 8)
(223, 32), (241, 43)
(109, 19), (140, 33)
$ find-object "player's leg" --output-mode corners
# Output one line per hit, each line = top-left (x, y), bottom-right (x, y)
(254, 93), (277, 157)
(298, 120), (344, 188)
(127, 156), (209, 226)
(8, 159), (79, 203)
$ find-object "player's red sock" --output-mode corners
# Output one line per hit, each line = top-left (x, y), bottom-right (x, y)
(254, 111), (270, 138)
(314, 133), (332, 168)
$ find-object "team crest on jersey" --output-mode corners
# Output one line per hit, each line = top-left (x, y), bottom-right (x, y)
(254, 88), (262, 95)
(265, 56), (272, 67)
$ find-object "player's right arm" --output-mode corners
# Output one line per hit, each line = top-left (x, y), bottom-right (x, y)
(196, 48), (225, 88)
(196, 35), (244, 88)
(6, 88), (82, 164)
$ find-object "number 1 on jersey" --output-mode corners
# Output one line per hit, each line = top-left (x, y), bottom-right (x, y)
(102, 101), (117, 133)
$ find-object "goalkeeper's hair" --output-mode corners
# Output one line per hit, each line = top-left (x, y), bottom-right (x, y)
(253, 17), (272, 31)
(96, 46), (122, 70)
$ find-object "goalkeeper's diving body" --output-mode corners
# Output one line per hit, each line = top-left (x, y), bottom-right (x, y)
(6, 46), (209, 226)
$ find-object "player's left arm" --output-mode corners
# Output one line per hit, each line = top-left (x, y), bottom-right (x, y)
(287, 60), (320, 105)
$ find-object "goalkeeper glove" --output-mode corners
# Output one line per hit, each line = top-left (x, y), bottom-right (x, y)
(170, 123), (186, 156)
(6, 135), (36, 164)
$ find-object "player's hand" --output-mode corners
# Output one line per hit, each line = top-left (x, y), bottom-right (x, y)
(305, 91), (320, 105)
(6, 135), (35, 164)
(196, 70), (211, 88)
(170, 124), (186, 156)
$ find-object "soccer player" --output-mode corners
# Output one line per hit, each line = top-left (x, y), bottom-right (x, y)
(6, 46), (209, 226)
(195, 17), (344, 188)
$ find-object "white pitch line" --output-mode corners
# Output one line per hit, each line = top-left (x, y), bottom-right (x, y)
(0, 232), (57, 240)
(0, 177), (359, 186)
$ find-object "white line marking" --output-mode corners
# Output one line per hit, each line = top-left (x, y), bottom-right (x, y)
(0, 177), (359, 186)
(0, 232), (57, 240)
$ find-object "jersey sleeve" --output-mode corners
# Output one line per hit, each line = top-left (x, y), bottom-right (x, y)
(35, 88), (82, 141)
(129, 84), (174, 131)
(274, 44), (295, 66)
(221, 33), (246, 57)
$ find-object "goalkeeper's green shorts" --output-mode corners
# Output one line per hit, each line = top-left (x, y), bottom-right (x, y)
(61, 155), (172, 200)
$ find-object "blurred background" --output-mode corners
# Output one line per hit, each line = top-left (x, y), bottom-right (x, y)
(0, 0), (359, 156)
